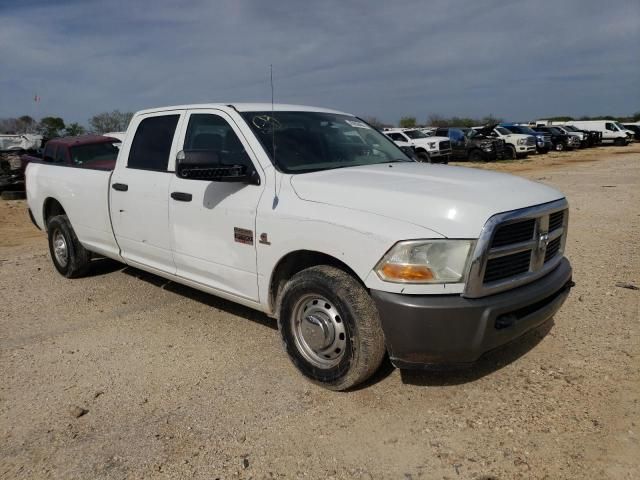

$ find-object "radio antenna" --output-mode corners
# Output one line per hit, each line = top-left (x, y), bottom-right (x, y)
(270, 64), (279, 208)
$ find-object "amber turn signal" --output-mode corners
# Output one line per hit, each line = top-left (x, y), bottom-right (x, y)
(379, 264), (435, 281)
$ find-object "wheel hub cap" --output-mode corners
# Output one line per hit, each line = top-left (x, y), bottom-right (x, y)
(53, 230), (68, 267)
(292, 295), (347, 369)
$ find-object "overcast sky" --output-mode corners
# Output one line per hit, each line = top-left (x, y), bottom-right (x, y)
(1, 0), (638, 125)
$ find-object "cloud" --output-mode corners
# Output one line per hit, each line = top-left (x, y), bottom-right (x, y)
(1, 0), (638, 125)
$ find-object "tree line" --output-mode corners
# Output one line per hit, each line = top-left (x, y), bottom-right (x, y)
(0, 111), (134, 141)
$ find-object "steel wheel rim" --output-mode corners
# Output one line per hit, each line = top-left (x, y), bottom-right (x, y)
(291, 294), (347, 369)
(52, 230), (68, 267)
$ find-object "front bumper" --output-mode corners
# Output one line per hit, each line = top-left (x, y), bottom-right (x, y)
(371, 257), (573, 369)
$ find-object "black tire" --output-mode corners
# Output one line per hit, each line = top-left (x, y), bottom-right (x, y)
(505, 145), (516, 160)
(277, 265), (386, 391)
(468, 150), (483, 162)
(416, 150), (431, 163)
(1, 190), (26, 200)
(46, 215), (91, 278)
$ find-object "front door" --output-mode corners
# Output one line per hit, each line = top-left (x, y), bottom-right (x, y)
(110, 112), (183, 274)
(168, 109), (264, 301)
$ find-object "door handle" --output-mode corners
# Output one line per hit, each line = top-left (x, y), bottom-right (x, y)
(112, 183), (128, 191)
(171, 192), (192, 202)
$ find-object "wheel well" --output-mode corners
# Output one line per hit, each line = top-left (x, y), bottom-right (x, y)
(43, 198), (66, 228)
(269, 250), (362, 317)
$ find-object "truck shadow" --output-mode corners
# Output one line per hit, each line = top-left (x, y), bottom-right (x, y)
(120, 266), (278, 331)
(399, 319), (554, 387)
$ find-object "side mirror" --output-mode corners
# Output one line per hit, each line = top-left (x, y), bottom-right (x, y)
(175, 150), (260, 185)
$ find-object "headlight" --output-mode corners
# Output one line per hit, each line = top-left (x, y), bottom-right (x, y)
(375, 240), (475, 284)
(428, 142), (436, 149)
(517, 138), (527, 145)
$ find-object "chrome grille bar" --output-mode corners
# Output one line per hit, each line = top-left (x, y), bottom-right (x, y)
(463, 198), (569, 298)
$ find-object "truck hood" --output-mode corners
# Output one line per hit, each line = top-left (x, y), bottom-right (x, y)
(290, 163), (564, 238)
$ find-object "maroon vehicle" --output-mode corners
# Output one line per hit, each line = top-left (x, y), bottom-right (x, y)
(22, 135), (121, 171)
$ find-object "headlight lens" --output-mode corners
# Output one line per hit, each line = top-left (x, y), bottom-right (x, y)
(428, 142), (436, 149)
(375, 240), (475, 284)
(517, 138), (526, 145)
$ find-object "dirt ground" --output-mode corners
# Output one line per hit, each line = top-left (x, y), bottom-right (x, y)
(1, 144), (638, 479)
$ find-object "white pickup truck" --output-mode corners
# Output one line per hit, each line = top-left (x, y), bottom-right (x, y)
(26, 103), (573, 390)
(382, 128), (452, 163)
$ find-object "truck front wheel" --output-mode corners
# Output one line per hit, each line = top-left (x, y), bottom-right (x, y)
(416, 150), (431, 163)
(277, 265), (386, 390)
(47, 215), (90, 278)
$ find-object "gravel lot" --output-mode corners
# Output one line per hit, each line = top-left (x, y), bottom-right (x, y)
(1, 145), (638, 479)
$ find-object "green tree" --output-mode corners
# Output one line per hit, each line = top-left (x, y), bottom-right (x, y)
(632, 111), (640, 122)
(399, 116), (417, 128)
(89, 110), (133, 133)
(38, 117), (66, 139)
(64, 122), (86, 136)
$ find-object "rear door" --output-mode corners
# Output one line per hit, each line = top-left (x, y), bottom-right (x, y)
(109, 111), (183, 274)
(168, 109), (265, 301)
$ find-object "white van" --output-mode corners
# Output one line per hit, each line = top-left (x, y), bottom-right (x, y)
(566, 120), (630, 146)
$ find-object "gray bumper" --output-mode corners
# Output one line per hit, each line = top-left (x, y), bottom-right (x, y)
(371, 258), (573, 369)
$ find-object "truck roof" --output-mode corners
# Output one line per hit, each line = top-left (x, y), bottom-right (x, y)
(135, 103), (351, 116)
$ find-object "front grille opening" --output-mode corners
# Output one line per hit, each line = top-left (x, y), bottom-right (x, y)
(549, 210), (564, 232)
(544, 237), (561, 262)
(484, 250), (532, 283)
(491, 219), (536, 247)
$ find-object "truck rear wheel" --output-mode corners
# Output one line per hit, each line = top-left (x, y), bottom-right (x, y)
(277, 265), (386, 391)
(47, 215), (90, 278)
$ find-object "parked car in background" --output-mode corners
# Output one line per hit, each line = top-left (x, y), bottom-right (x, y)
(533, 126), (577, 151)
(501, 124), (552, 154)
(26, 102), (573, 390)
(487, 126), (536, 159)
(383, 128), (451, 163)
(548, 125), (587, 148)
(435, 125), (506, 161)
(565, 120), (630, 146)
(621, 123), (640, 141)
(21, 135), (122, 171)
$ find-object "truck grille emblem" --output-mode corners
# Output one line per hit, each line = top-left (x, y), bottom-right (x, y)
(537, 231), (549, 253)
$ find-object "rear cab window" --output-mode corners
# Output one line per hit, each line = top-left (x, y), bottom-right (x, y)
(128, 115), (180, 171)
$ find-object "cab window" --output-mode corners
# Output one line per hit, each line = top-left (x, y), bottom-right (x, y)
(128, 115), (180, 171)
(183, 114), (252, 168)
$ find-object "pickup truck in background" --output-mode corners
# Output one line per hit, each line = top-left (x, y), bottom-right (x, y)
(532, 126), (578, 151)
(500, 124), (553, 154)
(26, 103), (573, 390)
(486, 126), (536, 159)
(382, 128), (452, 163)
(21, 135), (122, 170)
(435, 125), (507, 161)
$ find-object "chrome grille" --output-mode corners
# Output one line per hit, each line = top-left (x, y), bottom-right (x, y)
(526, 136), (536, 146)
(464, 199), (569, 298)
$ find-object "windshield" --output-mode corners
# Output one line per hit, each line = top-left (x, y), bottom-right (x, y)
(563, 125), (578, 131)
(496, 127), (511, 135)
(403, 129), (428, 139)
(614, 122), (626, 131)
(548, 127), (563, 135)
(70, 142), (120, 166)
(240, 111), (411, 173)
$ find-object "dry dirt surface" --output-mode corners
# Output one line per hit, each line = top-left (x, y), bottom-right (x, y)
(1, 145), (639, 479)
